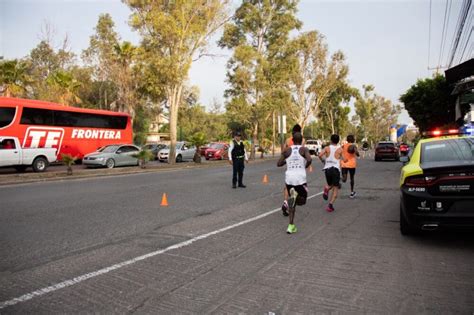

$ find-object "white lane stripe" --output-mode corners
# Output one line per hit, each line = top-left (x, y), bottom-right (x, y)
(0, 191), (323, 309)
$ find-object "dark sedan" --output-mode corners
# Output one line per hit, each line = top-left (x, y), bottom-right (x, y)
(375, 141), (399, 161)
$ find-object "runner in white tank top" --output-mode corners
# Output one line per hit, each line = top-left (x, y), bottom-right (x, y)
(277, 132), (312, 234)
(323, 144), (342, 171)
(318, 135), (347, 212)
(285, 145), (307, 186)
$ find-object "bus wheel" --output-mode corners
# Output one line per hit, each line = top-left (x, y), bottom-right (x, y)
(32, 157), (48, 172)
(106, 158), (115, 169)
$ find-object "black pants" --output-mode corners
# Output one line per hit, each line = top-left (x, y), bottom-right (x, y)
(232, 158), (245, 186)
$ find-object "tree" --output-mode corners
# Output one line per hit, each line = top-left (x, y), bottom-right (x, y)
(125, 0), (230, 164)
(82, 13), (120, 109)
(219, 0), (301, 159)
(45, 70), (82, 106)
(0, 59), (30, 97)
(400, 74), (456, 131)
(353, 85), (401, 144)
(61, 153), (77, 175)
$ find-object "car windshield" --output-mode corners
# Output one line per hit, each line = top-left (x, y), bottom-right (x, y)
(306, 140), (317, 144)
(99, 145), (120, 153)
(377, 143), (395, 148)
(209, 143), (224, 149)
(421, 137), (474, 163)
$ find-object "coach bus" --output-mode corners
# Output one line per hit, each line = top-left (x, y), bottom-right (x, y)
(0, 97), (133, 159)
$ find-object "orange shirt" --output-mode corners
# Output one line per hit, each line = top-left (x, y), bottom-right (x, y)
(341, 143), (357, 168)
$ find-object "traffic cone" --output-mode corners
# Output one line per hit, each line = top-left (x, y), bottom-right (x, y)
(262, 174), (269, 184)
(160, 193), (169, 206)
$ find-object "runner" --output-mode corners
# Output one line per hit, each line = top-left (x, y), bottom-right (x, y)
(318, 134), (347, 212)
(281, 124), (304, 216)
(277, 132), (312, 234)
(341, 135), (360, 198)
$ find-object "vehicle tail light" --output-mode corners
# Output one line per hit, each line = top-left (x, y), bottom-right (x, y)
(405, 176), (437, 186)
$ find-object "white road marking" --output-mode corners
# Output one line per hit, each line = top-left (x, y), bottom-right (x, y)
(0, 191), (323, 309)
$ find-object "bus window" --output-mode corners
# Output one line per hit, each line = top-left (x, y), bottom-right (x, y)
(0, 107), (16, 128)
(54, 111), (127, 129)
(20, 107), (54, 126)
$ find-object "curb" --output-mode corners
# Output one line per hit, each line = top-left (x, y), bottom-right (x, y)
(0, 156), (278, 186)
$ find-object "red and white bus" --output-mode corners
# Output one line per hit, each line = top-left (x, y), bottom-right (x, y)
(0, 97), (133, 159)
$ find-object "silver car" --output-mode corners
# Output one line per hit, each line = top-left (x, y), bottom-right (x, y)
(158, 142), (196, 163)
(83, 144), (140, 168)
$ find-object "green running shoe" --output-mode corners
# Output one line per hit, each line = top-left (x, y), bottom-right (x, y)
(286, 224), (297, 234)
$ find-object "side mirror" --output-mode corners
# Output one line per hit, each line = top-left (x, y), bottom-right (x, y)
(400, 156), (409, 163)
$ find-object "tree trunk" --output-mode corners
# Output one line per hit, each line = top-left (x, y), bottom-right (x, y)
(250, 122), (258, 160)
(168, 85), (182, 165)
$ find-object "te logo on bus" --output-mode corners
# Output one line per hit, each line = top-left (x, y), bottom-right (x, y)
(23, 127), (65, 150)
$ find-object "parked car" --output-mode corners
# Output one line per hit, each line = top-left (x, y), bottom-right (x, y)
(305, 139), (322, 155)
(83, 144), (140, 168)
(200, 143), (210, 156)
(205, 142), (229, 160)
(158, 141), (196, 163)
(0, 136), (57, 172)
(399, 143), (410, 156)
(142, 143), (166, 160)
(399, 130), (474, 235)
(375, 141), (399, 161)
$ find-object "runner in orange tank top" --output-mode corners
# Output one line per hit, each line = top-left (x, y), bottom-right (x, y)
(341, 135), (359, 198)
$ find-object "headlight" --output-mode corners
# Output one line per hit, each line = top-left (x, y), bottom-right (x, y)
(96, 157), (105, 161)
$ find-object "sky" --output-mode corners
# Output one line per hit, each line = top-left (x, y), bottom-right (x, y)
(1, 0), (470, 125)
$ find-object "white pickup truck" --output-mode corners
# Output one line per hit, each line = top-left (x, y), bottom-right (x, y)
(0, 137), (57, 172)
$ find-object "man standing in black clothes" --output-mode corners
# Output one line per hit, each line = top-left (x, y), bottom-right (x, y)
(228, 131), (248, 188)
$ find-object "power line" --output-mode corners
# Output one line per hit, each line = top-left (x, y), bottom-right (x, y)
(438, 0), (450, 70)
(448, 0), (472, 67)
(428, 0), (432, 69)
(459, 26), (473, 62)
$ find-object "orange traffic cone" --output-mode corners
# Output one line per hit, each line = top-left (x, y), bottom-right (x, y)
(160, 193), (169, 206)
(262, 174), (269, 184)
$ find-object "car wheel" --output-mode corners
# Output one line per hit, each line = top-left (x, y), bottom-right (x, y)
(374, 157), (379, 161)
(106, 158), (115, 169)
(32, 157), (48, 172)
(176, 155), (183, 163)
(205, 157), (210, 160)
(400, 204), (417, 235)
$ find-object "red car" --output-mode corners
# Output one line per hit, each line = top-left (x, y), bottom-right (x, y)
(399, 143), (410, 156)
(205, 142), (229, 160)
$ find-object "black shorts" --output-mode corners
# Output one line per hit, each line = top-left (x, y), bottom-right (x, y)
(286, 183), (308, 206)
(325, 167), (341, 188)
(341, 167), (356, 177)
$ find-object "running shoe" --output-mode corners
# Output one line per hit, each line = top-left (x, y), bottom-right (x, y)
(350, 191), (357, 199)
(326, 203), (335, 212)
(281, 200), (289, 216)
(323, 186), (329, 201)
(288, 188), (298, 209)
(286, 224), (297, 234)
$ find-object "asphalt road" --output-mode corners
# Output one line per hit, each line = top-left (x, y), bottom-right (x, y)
(1, 157), (473, 313)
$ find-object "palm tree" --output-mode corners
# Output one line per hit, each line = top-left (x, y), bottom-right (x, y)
(0, 59), (30, 97)
(47, 70), (82, 106)
(132, 150), (154, 168)
(188, 132), (208, 163)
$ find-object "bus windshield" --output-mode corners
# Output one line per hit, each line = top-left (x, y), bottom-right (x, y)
(0, 107), (16, 128)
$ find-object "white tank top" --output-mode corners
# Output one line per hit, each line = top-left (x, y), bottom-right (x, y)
(285, 145), (307, 186)
(324, 145), (341, 170)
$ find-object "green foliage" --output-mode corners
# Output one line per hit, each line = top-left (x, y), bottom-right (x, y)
(220, 0), (301, 159)
(0, 59), (31, 97)
(353, 85), (401, 144)
(133, 104), (151, 145)
(400, 74), (455, 131)
(188, 131), (208, 163)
